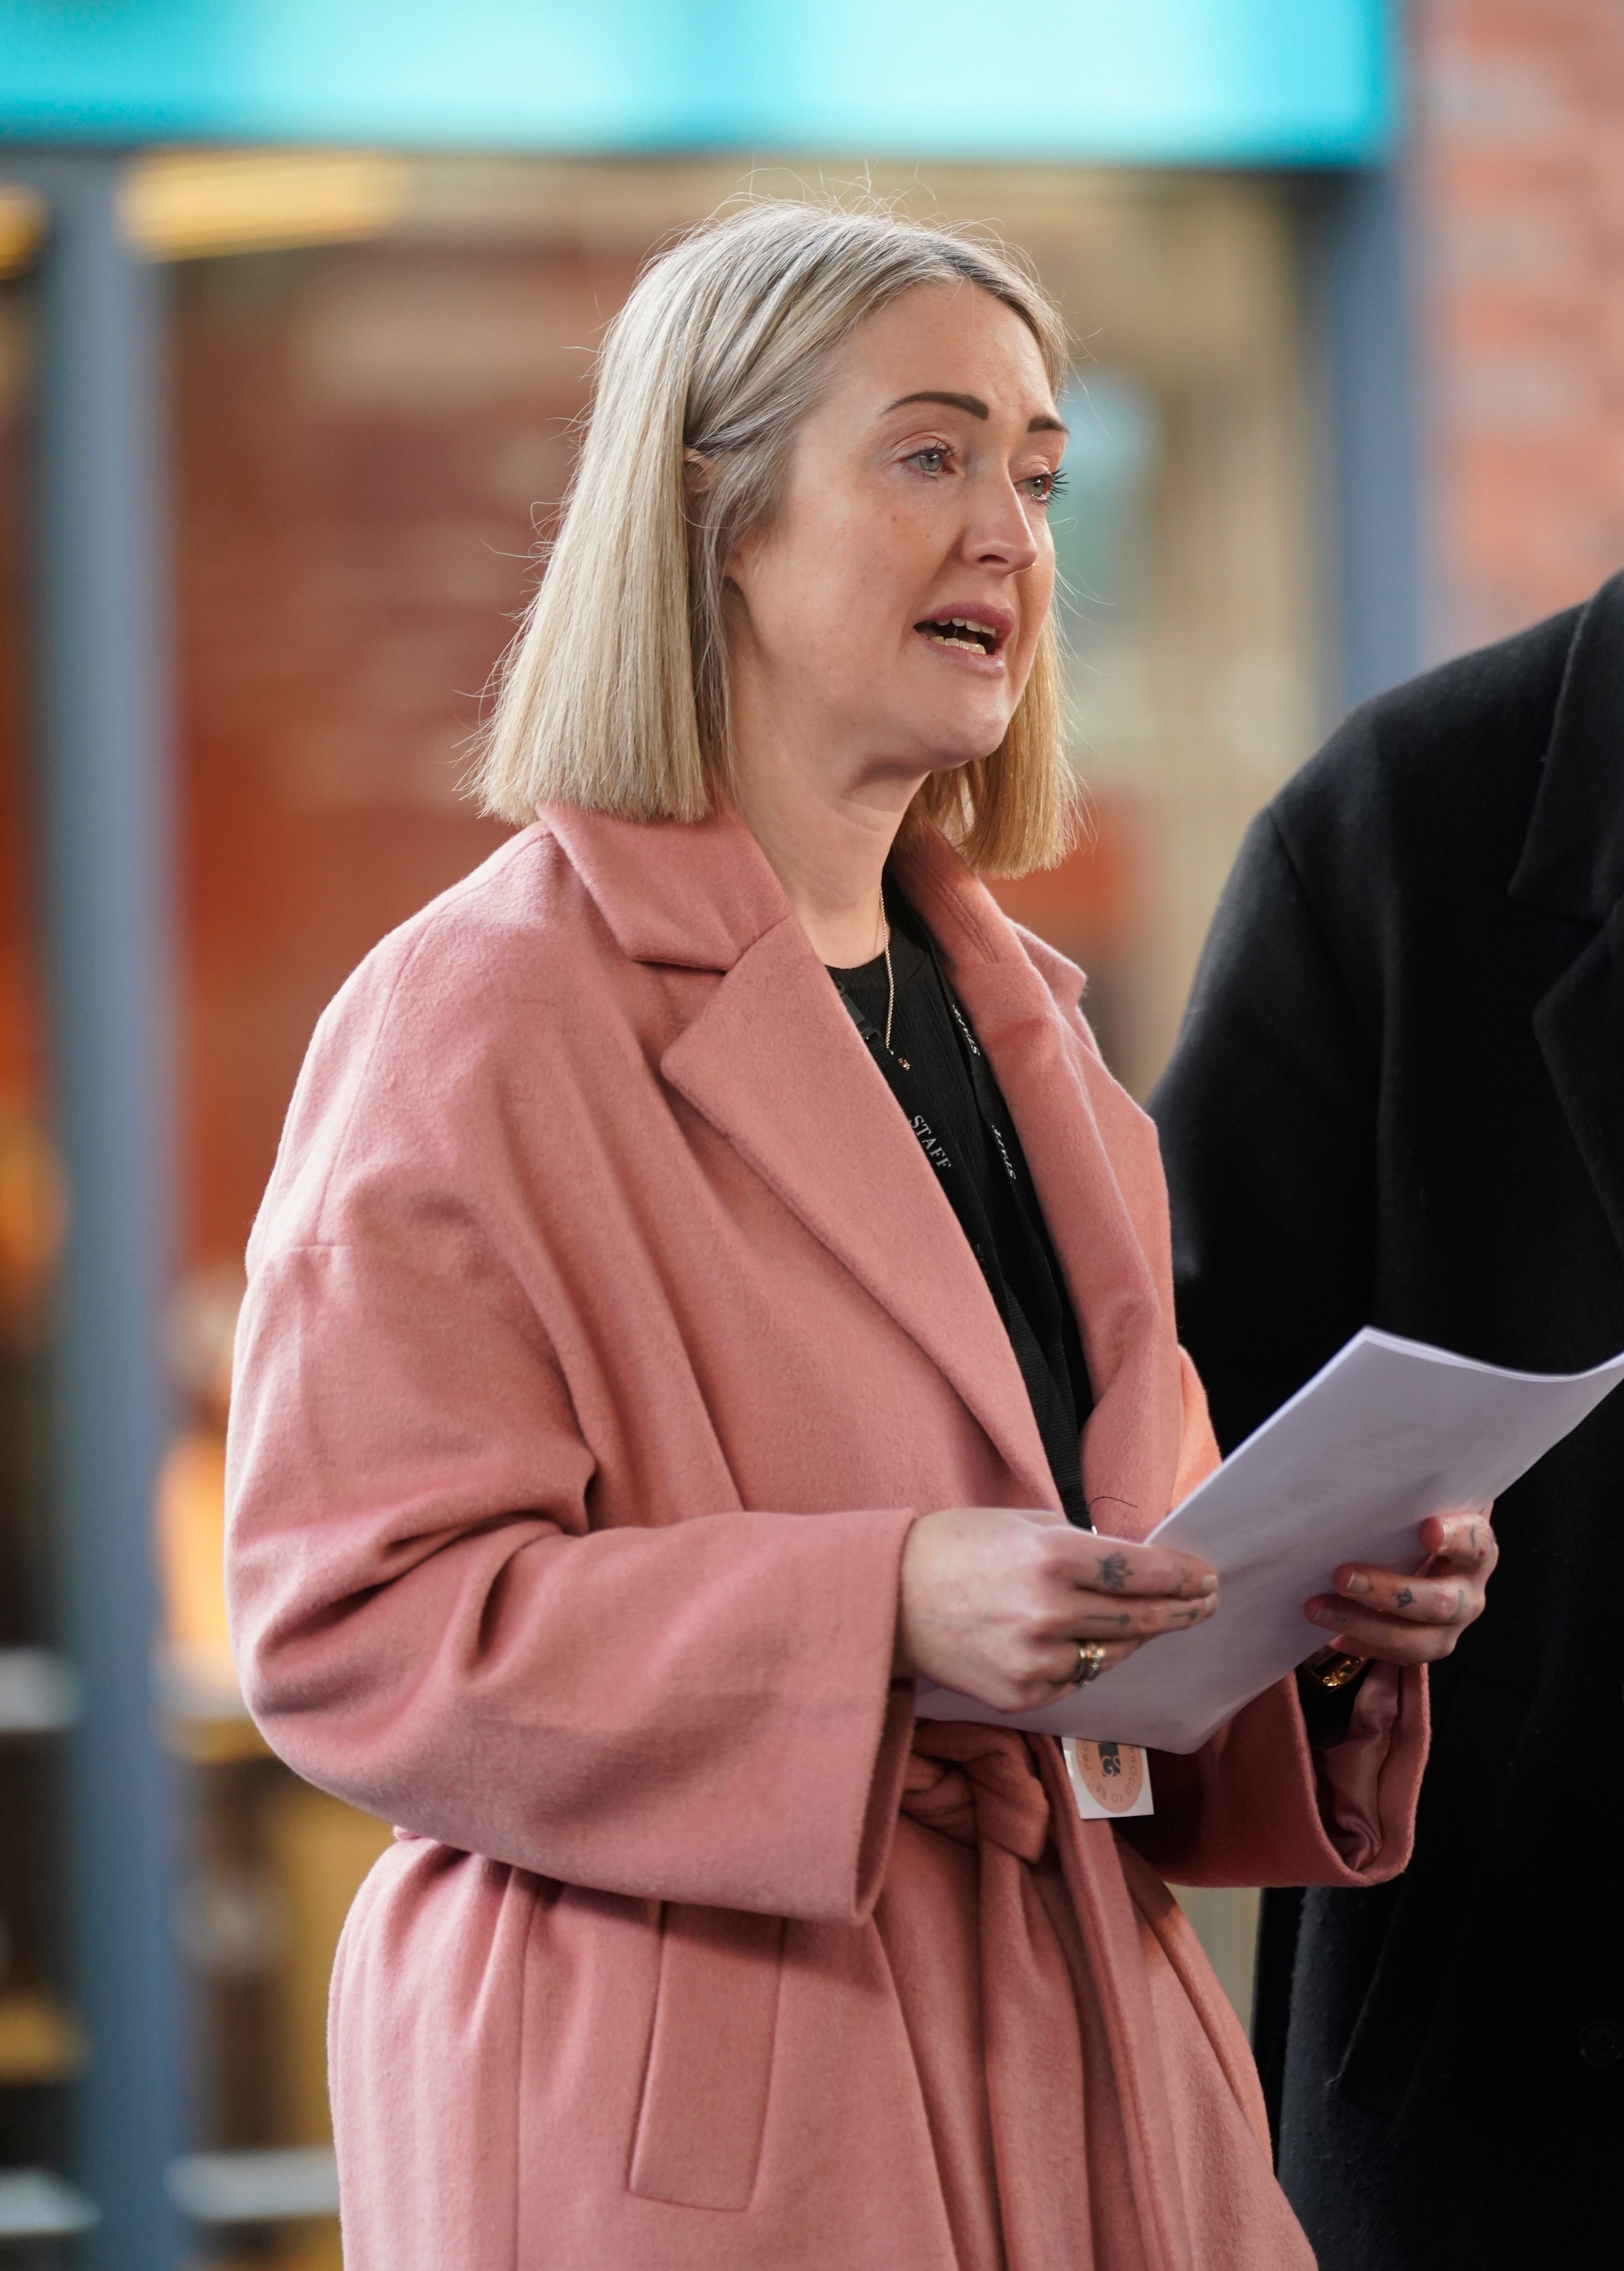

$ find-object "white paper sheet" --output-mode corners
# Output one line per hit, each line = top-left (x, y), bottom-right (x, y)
(915, 1326), (1624, 1754)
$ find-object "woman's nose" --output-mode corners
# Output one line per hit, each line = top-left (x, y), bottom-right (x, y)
(964, 478), (1041, 574)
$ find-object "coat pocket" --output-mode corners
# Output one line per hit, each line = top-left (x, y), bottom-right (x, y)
(628, 1903), (786, 2211)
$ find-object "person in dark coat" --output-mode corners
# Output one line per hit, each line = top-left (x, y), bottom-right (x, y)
(1149, 565), (1624, 2271)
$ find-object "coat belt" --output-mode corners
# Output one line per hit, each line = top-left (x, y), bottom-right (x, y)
(631, 1722), (1198, 2270)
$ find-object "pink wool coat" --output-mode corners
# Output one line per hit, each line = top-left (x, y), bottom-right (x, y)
(226, 806), (1427, 2271)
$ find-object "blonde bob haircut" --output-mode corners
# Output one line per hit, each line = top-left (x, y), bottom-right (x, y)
(476, 197), (1074, 876)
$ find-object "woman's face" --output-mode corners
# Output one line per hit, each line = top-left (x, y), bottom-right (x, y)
(724, 281), (1065, 792)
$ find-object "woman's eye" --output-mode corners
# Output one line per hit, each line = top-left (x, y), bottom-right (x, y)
(1024, 468), (1067, 505)
(906, 446), (948, 475)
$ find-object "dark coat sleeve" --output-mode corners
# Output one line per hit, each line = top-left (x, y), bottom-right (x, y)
(1147, 798), (1385, 2141)
(1148, 807), (1378, 1456)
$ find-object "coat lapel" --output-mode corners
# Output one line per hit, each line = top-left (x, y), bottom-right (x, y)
(545, 803), (1052, 1503)
(663, 920), (1052, 1501)
(545, 801), (1186, 1529)
(1510, 568), (1624, 1261)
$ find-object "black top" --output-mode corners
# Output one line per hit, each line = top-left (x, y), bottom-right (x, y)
(829, 887), (1093, 1526)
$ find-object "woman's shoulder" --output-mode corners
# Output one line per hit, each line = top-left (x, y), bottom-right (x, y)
(311, 820), (616, 1064)
(248, 822), (621, 1257)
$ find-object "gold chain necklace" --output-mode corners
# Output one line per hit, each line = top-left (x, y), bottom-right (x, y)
(881, 914), (896, 1054)
(879, 902), (910, 1069)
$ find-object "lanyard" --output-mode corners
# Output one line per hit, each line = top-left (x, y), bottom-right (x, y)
(834, 951), (1093, 1531)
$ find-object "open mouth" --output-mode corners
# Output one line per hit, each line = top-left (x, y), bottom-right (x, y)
(914, 615), (1004, 656)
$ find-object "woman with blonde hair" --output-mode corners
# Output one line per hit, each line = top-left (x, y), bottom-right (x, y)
(226, 199), (1492, 2269)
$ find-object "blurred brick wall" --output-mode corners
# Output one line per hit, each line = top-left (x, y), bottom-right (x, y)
(176, 241), (633, 1265)
(1416, 0), (1624, 655)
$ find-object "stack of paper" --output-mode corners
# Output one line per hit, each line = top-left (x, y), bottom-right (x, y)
(916, 1327), (1624, 1753)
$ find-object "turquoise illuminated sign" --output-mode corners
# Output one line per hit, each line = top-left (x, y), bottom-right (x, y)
(0, 0), (1397, 164)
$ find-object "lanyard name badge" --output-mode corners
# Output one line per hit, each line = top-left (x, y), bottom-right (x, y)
(1063, 1736), (1153, 1820)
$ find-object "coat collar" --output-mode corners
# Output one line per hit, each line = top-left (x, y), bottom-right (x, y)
(1509, 567), (1624, 921)
(540, 801), (788, 969)
(544, 801), (1182, 1535)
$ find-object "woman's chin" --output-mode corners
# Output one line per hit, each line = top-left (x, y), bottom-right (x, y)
(844, 704), (1014, 787)
(916, 729), (1013, 778)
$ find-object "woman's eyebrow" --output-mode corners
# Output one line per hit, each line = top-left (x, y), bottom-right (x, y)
(883, 390), (1068, 437)
(886, 390), (989, 418)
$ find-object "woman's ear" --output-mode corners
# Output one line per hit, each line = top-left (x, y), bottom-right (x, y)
(683, 449), (759, 588)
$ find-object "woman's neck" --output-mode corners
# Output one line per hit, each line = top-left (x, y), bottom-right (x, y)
(728, 710), (924, 968)
(732, 761), (917, 966)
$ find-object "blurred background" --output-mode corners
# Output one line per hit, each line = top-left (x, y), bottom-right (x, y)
(0, 2), (1620, 2263)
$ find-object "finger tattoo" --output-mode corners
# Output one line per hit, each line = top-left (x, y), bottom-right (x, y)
(1097, 1552), (1130, 1592)
(1395, 1586), (1415, 1609)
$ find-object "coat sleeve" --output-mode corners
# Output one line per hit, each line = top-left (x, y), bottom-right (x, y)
(226, 1195), (918, 1931)
(1141, 834), (1426, 1887)
(1148, 805), (1379, 1454)
(1125, 1667), (1426, 1889)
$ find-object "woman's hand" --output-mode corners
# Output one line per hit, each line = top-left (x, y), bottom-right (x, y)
(895, 1505), (1218, 1715)
(1303, 1506), (1497, 1667)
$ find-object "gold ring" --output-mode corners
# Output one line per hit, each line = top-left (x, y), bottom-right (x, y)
(1072, 1641), (1108, 1687)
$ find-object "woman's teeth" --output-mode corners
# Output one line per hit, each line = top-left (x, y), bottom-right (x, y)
(918, 617), (999, 654)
